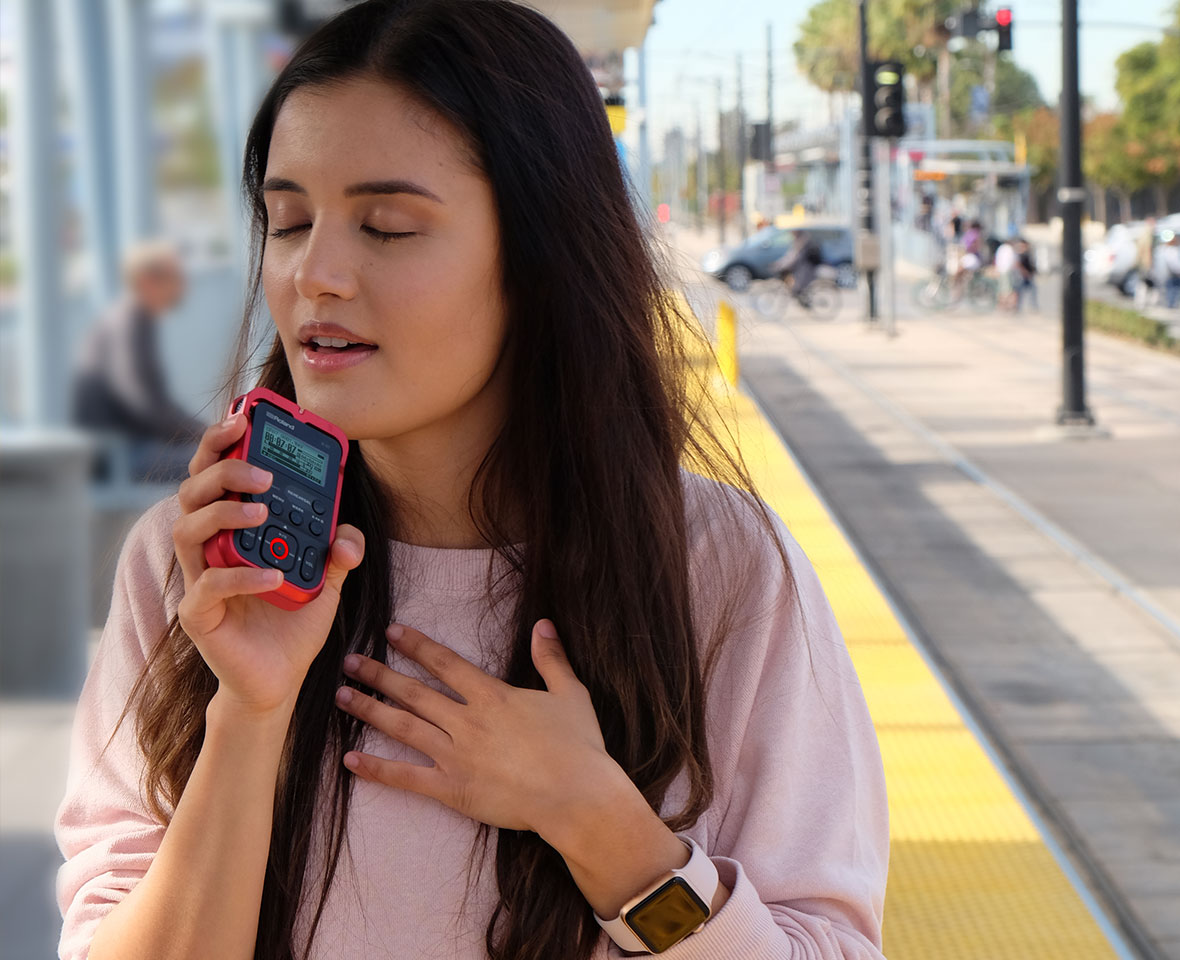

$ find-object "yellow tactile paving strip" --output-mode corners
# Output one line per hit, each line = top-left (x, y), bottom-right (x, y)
(679, 299), (1123, 958)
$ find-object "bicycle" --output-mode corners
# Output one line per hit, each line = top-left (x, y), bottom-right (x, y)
(753, 275), (841, 321)
(911, 268), (998, 312)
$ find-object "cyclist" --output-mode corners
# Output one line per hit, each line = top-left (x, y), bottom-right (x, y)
(771, 230), (822, 302)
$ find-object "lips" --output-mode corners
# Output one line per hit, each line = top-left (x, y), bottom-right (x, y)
(300, 340), (377, 371)
(296, 322), (378, 372)
(298, 321), (377, 348)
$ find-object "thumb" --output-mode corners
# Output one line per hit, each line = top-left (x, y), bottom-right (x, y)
(531, 619), (575, 693)
(322, 524), (365, 595)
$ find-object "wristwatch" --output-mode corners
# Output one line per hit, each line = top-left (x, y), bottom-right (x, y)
(594, 837), (720, 954)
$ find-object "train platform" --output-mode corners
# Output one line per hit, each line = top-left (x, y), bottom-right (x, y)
(668, 221), (1179, 960)
(701, 345), (1133, 959)
(2, 229), (1175, 960)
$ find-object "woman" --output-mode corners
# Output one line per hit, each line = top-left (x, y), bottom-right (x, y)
(55, 2), (889, 958)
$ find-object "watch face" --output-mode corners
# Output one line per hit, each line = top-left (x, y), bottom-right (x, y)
(625, 877), (711, 953)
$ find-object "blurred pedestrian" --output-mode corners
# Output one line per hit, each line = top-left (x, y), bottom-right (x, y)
(70, 240), (205, 482)
(994, 239), (1018, 310)
(1161, 231), (1180, 310)
(1134, 216), (1157, 309)
(1015, 238), (1039, 312)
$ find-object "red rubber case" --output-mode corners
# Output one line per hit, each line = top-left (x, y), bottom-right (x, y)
(203, 387), (349, 610)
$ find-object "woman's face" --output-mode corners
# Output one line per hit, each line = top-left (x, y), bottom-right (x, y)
(261, 78), (509, 447)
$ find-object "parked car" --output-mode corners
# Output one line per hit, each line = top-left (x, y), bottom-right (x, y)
(1085, 215), (1180, 296)
(701, 225), (858, 291)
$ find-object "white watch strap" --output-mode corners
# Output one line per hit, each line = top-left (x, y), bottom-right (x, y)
(594, 836), (719, 954)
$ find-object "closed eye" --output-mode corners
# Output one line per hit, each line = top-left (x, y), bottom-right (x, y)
(266, 224), (415, 243)
(362, 226), (415, 243)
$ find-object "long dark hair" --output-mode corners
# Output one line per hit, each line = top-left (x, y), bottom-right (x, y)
(119, 2), (796, 958)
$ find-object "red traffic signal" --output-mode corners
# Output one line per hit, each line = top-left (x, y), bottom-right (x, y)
(995, 7), (1013, 50)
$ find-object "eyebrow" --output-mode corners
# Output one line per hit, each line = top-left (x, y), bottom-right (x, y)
(261, 177), (444, 204)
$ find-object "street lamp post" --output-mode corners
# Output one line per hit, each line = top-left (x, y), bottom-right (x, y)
(1057, 0), (1094, 426)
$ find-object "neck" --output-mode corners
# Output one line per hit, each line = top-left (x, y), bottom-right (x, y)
(359, 416), (510, 551)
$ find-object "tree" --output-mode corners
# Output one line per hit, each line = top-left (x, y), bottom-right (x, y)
(794, 0), (1008, 133)
(1084, 112), (1128, 223)
(1113, 6), (1180, 213)
(1002, 106), (1059, 218)
(794, 0), (860, 95)
(950, 42), (1044, 135)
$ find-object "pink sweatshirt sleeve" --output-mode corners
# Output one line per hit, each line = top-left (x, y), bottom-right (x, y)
(625, 491), (889, 959)
(54, 498), (181, 960)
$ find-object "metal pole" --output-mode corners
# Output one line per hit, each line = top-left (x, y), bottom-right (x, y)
(108, 0), (156, 253)
(717, 77), (726, 245)
(12, 0), (63, 425)
(737, 54), (747, 240)
(766, 23), (773, 138)
(1058, 0), (1093, 424)
(858, 0), (878, 321)
(696, 103), (706, 232)
(638, 41), (651, 213)
(886, 139), (898, 336)
(61, 0), (119, 308)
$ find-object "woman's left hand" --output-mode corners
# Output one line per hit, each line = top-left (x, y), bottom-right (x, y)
(335, 618), (626, 837)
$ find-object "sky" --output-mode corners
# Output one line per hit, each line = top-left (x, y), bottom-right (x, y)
(626, 0), (1172, 156)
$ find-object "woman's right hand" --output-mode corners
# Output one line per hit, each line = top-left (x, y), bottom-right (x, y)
(172, 411), (365, 717)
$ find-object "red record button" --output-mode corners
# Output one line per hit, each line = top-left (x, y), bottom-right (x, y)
(262, 526), (297, 572)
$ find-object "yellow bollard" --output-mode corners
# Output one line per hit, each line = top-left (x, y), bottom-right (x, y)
(716, 300), (738, 388)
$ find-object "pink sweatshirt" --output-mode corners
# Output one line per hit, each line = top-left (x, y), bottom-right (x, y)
(56, 471), (890, 959)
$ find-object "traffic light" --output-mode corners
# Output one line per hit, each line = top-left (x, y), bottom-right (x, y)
(995, 7), (1013, 51)
(943, 8), (979, 38)
(869, 62), (906, 139)
(750, 122), (773, 162)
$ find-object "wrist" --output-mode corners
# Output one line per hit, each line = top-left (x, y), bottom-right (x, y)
(207, 689), (298, 735)
(537, 759), (692, 921)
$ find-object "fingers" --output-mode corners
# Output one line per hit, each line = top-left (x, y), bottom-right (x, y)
(341, 749), (445, 799)
(187, 411), (248, 479)
(177, 564), (284, 637)
(530, 619), (578, 693)
(320, 525), (365, 597)
(335, 685), (452, 760)
(175, 415), (275, 588)
(174, 462), (274, 591)
(387, 624), (489, 699)
(344, 648), (462, 728)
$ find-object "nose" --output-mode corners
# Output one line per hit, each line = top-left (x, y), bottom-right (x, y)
(293, 224), (358, 301)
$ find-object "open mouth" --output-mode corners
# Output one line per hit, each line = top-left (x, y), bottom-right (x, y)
(305, 336), (377, 354)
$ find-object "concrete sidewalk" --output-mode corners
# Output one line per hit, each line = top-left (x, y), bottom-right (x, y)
(679, 253), (1180, 959)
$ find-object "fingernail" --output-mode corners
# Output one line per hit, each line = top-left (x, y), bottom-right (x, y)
(537, 619), (558, 639)
(248, 502), (268, 518)
(387, 624), (404, 642)
(343, 654), (361, 672)
(336, 686), (353, 704)
(250, 467), (272, 486)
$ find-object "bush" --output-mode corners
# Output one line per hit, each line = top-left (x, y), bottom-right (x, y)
(1085, 299), (1180, 355)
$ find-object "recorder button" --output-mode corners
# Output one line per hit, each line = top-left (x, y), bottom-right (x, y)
(308, 518), (325, 537)
(239, 527), (257, 551)
(262, 527), (296, 572)
(268, 495), (286, 517)
(289, 509), (304, 526)
(312, 500), (326, 515)
(300, 547), (319, 582)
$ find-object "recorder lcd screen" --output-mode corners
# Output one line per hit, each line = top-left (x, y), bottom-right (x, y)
(259, 422), (329, 487)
